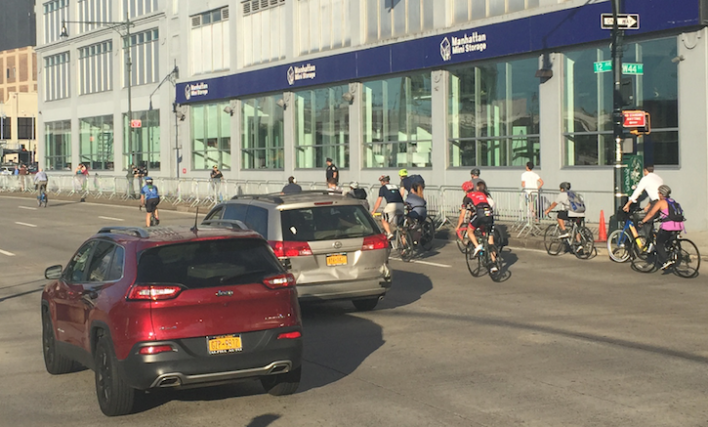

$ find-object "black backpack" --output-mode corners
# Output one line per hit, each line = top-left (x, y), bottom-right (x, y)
(664, 198), (685, 222)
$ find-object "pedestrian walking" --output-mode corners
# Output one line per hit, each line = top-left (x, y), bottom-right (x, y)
(325, 157), (339, 185)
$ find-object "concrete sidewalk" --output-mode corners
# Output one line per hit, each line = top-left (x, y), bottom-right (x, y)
(3, 190), (707, 261)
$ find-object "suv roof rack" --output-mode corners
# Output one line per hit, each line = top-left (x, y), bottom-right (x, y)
(97, 226), (150, 238)
(230, 191), (341, 204)
(201, 219), (249, 230)
(230, 194), (284, 203)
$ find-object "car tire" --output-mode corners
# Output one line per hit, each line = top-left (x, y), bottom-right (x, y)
(94, 337), (135, 416)
(261, 367), (301, 396)
(42, 310), (75, 375)
(352, 297), (380, 311)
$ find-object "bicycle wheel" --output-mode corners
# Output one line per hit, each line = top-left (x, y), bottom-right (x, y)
(487, 245), (505, 282)
(543, 225), (563, 256)
(607, 229), (632, 263)
(465, 244), (485, 277)
(397, 229), (414, 262)
(673, 239), (701, 279)
(630, 236), (657, 273)
(420, 217), (435, 251)
(492, 227), (506, 251)
(574, 227), (595, 260)
(456, 229), (469, 253)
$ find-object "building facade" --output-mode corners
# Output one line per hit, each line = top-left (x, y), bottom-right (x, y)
(37, 0), (708, 230)
(0, 47), (39, 164)
(0, 0), (37, 52)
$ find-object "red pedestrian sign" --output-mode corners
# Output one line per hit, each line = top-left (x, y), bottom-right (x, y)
(130, 119), (142, 128)
(623, 110), (647, 127)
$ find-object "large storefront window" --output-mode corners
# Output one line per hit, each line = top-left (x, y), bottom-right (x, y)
(564, 37), (679, 166)
(45, 120), (72, 171)
(123, 110), (160, 170)
(242, 95), (284, 170)
(192, 103), (231, 170)
(295, 85), (349, 169)
(79, 115), (114, 170)
(449, 58), (540, 168)
(363, 74), (432, 168)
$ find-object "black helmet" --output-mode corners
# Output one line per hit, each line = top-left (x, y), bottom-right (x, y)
(559, 182), (571, 191)
(470, 168), (481, 176)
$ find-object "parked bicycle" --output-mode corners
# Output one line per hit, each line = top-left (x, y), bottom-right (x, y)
(630, 228), (700, 277)
(543, 212), (594, 259)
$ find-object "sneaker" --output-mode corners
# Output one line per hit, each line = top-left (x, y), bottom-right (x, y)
(472, 245), (484, 257)
(155, 219), (160, 225)
(575, 245), (584, 253)
(490, 266), (499, 273)
(558, 232), (570, 239)
(661, 260), (675, 270)
(387, 233), (394, 240)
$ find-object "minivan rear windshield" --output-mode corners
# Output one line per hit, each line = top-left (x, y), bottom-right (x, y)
(137, 239), (283, 289)
(281, 205), (379, 242)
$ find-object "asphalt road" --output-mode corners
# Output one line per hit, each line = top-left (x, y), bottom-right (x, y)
(0, 196), (706, 427)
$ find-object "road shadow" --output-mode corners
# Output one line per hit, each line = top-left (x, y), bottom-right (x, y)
(379, 269), (433, 309)
(0, 286), (43, 303)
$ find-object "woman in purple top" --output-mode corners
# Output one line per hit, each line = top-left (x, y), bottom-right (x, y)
(639, 184), (684, 270)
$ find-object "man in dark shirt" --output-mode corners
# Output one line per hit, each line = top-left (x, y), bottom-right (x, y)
(371, 176), (404, 239)
(325, 157), (338, 185)
(281, 176), (302, 195)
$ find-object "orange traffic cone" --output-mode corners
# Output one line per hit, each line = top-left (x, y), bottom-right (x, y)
(597, 210), (608, 242)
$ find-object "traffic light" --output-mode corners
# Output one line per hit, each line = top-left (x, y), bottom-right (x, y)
(620, 77), (634, 106)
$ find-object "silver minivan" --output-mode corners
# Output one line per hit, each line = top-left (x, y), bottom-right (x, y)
(203, 192), (392, 311)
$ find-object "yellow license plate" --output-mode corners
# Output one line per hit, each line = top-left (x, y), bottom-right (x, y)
(326, 253), (348, 267)
(207, 334), (242, 355)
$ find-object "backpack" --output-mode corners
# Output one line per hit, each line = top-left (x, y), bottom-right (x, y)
(665, 198), (685, 222)
(409, 174), (425, 189)
(566, 191), (586, 214)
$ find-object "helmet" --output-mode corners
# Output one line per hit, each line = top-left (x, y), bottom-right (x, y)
(379, 175), (390, 182)
(470, 168), (481, 176)
(349, 181), (359, 189)
(658, 184), (671, 197)
(461, 181), (475, 193)
(559, 182), (571, 191)
(145, 177), (153, 184)
(398, 168), (408, 177)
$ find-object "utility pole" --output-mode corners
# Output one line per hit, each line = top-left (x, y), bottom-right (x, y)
(611, 0), (625, 214)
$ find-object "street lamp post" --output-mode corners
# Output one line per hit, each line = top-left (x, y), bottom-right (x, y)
(60, 15), (135, 173)
(148, 64), (180, 178)
(611, 0), (626, 214)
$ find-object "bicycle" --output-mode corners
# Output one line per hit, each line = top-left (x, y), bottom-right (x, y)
(139, 204), (159, 227)
(37, 184), (48, 208)
(420, 210), (448, 251)
(465, 224), (504, 281)
(607, 207), (647, 263)
(391, 205), (428, 262)
(543, 212), (594, 259)
(630, 229), (700, 278)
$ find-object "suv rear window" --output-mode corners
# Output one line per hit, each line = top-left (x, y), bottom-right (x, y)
(281, 205), (379, 242)
(137, 238), (283, 289)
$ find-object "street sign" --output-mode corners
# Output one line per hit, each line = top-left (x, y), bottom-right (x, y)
(130, 119), (142, 128)
(622, 154), (643, 195)
(593, 61), (644, 75)
(182, 168), (187, 174)
(601, 13), (640, 30)
(623, 110), (647, 127)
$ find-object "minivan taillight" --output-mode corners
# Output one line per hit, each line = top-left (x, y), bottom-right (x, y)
(269, 241), (313, 258)
(262, 273), (296, 289)
(362, 234), (389, 251)
(127, 284), (183, 301)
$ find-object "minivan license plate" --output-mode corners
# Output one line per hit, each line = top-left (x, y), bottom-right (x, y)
(326, 253), (348, 267)
(207, 334), (242, 355)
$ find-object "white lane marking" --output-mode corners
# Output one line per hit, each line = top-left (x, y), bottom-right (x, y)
(390, 258), (452, 268)
(15, 222), (37, 228)
(0, 249), (16, 257)
(99, 216), (125, 221)
(18, 206), (37, 211)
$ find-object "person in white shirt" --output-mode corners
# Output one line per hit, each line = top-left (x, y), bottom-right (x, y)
(520, 162), (544, 193)
(623, 165), (663, 213)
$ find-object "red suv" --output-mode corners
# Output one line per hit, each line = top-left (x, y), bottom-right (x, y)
(41, 226), (303, 416)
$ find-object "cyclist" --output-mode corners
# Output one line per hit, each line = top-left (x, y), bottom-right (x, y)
(460, 181), (496, 262)
(639, 184), (684, 270)
(140, 177), (161, 227)
(34, 168), (48, 194)
(623, 165), (663, 236)
(371, 175), (404, 240)
(405, 180), (427, 222)
(543, 182), (584, 237)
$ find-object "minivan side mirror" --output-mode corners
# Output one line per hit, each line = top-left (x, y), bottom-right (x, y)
(45, 265), (63, 280)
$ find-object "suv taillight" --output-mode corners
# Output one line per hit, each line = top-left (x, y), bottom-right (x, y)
(127, 284), (183, 301)
(362, 234), (388, 251)
(262, 273), (296, 289)
(269, 241), (313, 258)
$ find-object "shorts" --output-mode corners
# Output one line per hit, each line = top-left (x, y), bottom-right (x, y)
(145, 197), (160, 213)
(469, 214), (494, 232)
(558, 210), (584, 225)
(384, 203), (404, 225)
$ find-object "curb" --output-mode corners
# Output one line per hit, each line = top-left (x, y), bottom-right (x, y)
(0, 191), (209, 213)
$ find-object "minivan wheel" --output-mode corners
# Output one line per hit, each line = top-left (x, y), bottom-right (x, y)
(261, 367), (301, 396)
(352, 297), (380, 311)
(94, 337), (135, 416)
(42, 310), (75, 375)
